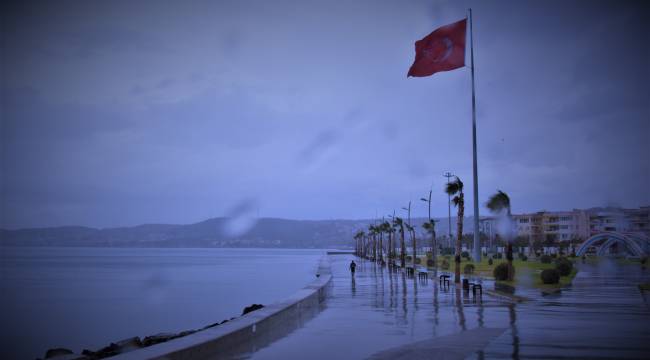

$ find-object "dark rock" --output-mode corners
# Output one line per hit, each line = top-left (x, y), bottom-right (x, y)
(114, 336), (143, 351)
(202, 322), (221, 330)
(242, 304), (264, 315)
(142, 333), (177, 347)
(81, 337), (142, 359)
(45, 348), (73, 359)
(177, 330), (197, 337)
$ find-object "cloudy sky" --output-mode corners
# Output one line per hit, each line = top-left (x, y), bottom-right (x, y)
(1, 0), (648, 229)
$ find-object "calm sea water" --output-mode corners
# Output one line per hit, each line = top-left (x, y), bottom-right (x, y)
(0, 247), (324, 359)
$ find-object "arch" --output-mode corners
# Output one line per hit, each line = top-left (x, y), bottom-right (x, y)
(576, 232), (649, 257)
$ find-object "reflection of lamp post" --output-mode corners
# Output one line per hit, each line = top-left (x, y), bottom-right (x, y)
(444, 172), (454, 248)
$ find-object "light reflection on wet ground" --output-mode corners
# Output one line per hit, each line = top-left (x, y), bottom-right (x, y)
(249, 256), (650, 360)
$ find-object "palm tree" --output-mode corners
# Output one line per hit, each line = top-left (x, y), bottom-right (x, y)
(394, 217), (406, 267)
(382, 221), (394, 264)
(377, 223), (384, 263)
(422, 219), (437, 267)
(379, 221), (391, 264)
(353, 230), (365, 257)
(486, 190), (514, 281)
(445, 176), (464, 283)
(406, 223), (416, 263)
(368, 225), (377, 260)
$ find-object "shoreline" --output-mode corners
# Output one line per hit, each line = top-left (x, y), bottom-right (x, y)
(110, 256), (332, 360)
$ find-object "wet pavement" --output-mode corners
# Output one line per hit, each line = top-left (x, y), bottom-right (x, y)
(248, 255), (650, 360)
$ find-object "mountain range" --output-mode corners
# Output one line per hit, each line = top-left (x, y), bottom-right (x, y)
(0, 216), (477, 248)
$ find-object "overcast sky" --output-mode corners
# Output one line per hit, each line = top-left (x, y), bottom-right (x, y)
(1, 0), (648, 229)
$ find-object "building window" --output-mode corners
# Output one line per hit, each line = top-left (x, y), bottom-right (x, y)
(519, 218), (529, 223)
(560, 225), (569, 229)
(560, 216), (572, 221)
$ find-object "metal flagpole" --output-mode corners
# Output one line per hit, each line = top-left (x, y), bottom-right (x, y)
(469, 8), (481, 262)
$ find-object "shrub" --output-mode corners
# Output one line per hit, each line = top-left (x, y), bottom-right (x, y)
(464, 263), (475, 274)
(488, 258), (493, 266)
(555, 257), (573, 276)
(493, 263), (509, 281)
(540, 254), (552, 264)
(496, 253), (503, 259)
(461, 251), (470, 259)
(492, 254), (497, 260)
(415, 258), (421, 264)
(406, 255), (412, 261)
(550, 253), (558, 259)
(541, 269), (560, 284)
(521, 255), (528, 262)
(426, 259), (434, 267)
(517, 252), (525, 259)
(440, 259), (450, 270)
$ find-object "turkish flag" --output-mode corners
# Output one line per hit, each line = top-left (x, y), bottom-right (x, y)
(407, 19), (467, 77)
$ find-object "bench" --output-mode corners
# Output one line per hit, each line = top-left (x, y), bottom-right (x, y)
(472, 283), (483, 297)
(406, 267), (416, 277)
(467, 282), (483, 297)
(439, 274), (450, 287)
(417, 271), (428, 280)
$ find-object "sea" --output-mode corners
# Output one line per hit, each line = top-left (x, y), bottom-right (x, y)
(0, 247), (324, 359)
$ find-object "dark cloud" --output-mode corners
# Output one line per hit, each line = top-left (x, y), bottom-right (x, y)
(1, 0), (648, 228)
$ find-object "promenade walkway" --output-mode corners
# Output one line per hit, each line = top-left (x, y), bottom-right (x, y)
(248, 255), (650, 360)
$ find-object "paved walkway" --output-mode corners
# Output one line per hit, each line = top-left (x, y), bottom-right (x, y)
(249, 255), (512, 360)
(248, 255), (650, 359)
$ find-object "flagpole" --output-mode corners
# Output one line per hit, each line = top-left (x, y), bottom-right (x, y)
(469, 8), (481, 262)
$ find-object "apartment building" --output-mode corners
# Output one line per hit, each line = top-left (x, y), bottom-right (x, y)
(479, 206), (649, 243)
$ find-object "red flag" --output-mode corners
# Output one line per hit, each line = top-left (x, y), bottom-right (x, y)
(407, 19), (467, 77)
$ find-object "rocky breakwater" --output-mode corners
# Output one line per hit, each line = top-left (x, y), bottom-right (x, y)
(38, 304), (265, 360)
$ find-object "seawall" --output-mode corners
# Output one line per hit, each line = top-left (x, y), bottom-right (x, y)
(111, 256), (333, 360)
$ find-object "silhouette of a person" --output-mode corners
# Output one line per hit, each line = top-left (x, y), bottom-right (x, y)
(349, 260), (357, 275)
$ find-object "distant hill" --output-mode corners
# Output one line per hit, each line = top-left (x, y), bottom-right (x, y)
(0, 216), (479, 248)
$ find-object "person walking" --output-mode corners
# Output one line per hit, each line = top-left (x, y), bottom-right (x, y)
(349, 260), (357, 275)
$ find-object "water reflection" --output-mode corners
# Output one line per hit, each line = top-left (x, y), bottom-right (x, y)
(333, 257), (650, 360)
(454, 287), (467, 331)
(508, 304), (520, 359)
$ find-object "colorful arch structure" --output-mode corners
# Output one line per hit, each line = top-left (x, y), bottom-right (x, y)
(576, 232), (650, 257)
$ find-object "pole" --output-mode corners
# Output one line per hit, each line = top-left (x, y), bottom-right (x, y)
(469, 8), (481, 262)
(428, 189), (432, 221)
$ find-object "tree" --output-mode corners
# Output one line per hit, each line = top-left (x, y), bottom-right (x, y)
(377, 223), (385, 263)
(383, 220), (395, 264)
(445, 176), (464, 283)
(406, 223), (416, 262)
(380, 221), (392, 264)
(353, 230), (365, 257)
(422, 219), (437, 267)
(394, 217), (406, 267)
(368, 225), (377, 260)
(486, 190), (514, 281)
